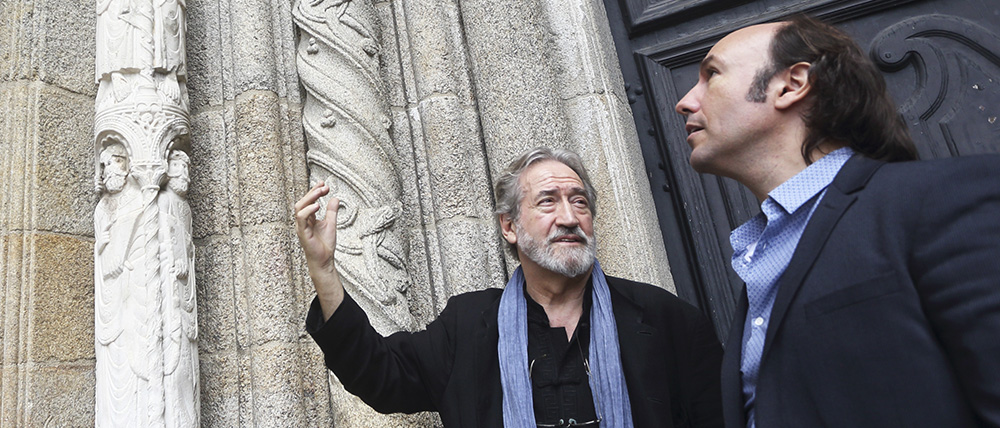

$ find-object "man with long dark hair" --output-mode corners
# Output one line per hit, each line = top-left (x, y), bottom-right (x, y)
(675, 15), (1000, 428)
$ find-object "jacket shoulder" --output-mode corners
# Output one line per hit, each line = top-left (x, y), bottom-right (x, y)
(606, 275), (705, 320)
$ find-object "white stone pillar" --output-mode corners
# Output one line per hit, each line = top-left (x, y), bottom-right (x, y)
(93, 0), (200, 425)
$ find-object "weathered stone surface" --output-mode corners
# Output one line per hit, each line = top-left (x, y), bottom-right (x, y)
(434, 217), (506, 299)
(417, 95), (494, 221)
(193, 235), (238, 355)
(244, 343), (310, 426)
(30, 233), (95, 361)
(459, 0), (572, 168)
(185, 0), (224, 109)
(34, 86), (96, 236)
(25, 362), (96, 427)
(240, 224), (300, 346)
(0, 0), (96, 94)
(233, 91), (293, 227)
(188, 108), (233, 239)
(400, 0), (474, 102)
(0, 82), (94, 236)
(199, 350), (240, 427)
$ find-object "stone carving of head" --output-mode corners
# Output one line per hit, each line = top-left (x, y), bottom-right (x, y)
(100, 143), (130, 193)
(166, 150), (191, 196)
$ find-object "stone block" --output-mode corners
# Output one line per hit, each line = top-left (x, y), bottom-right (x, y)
(188, 108), (233, 239)
(194, 235), (238, 354)
(33, 85), (98, 236)
(37, 0), (96, 94)
(458, 0), (571, 167)
(199, 350), (240, 426)
(29, 233), (95, 362)
(416, 96), (493, 221)
(0, 83), (95, 236)
(400, 0), (473, 101)
(233, 91), (292, 227)
(185, 0), (225, 109)
(224, 0), (280, 100)
(245, 343), (309, 426)
(25, 362), (95, 427)
(435, 217), (505, 297)
(0, 0), (96, 95)
(238, 224), (299, 346)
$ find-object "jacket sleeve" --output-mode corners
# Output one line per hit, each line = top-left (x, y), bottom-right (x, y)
(910, 156), (1000, 426)
(680, 307), (724, 428)
(305, 292), (456, 414)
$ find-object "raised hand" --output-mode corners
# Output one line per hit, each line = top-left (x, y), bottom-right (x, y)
(293, 181), (345, 321)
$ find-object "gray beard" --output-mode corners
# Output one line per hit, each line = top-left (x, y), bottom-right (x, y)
(517, 222), (596, 278)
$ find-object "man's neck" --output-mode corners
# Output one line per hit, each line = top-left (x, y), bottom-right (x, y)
(745, 140), (846, 202)
(522, 261), (591, 340)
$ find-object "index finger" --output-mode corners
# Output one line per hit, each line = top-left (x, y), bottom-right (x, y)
(294, 181), (329, 213)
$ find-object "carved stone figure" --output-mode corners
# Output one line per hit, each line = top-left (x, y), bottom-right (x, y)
(158, 150), (199, 428)
(293, 0), (414, 331)
(94, 141), (156, 427)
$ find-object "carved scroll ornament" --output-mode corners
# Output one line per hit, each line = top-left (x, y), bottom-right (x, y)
(293, 0), (415, 331)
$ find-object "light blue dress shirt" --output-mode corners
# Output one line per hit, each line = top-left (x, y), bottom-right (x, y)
(731, 147), (854, 428)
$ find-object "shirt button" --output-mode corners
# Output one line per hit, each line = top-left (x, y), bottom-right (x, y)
(753, 317), (764, 327)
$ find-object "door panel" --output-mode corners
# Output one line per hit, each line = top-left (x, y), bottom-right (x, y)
(604, 0), (1000, 339)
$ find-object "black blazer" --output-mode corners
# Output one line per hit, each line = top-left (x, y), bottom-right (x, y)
(721, 154), (1000, 427)
(308, 275), (723, 427)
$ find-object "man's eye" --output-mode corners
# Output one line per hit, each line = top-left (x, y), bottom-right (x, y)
(706, 68), (718, 78)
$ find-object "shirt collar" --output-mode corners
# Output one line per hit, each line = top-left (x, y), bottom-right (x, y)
(767, 147), (855, 215)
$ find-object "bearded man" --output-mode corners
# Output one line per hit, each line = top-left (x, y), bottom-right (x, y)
(296, 147), (723, 427)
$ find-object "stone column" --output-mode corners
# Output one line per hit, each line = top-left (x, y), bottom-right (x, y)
(93, 0), (200, 425)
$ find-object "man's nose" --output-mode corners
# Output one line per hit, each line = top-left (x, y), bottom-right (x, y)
(554, 200), (581, 226)
(675, 86), (700, 115)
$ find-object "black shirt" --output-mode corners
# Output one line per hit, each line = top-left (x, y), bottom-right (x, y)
(525, 281), (600, 426)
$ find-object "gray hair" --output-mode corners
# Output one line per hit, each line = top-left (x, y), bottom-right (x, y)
(493, 147), (597, 256)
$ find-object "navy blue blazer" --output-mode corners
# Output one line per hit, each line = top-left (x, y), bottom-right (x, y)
(721, 154), (1000, 427)
(308, 275), (724, 427)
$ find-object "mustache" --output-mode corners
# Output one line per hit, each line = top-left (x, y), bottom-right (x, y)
(547, 225), (590, 244)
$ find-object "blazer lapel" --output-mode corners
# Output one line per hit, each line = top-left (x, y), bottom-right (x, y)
(609, 280), (666, 427)
(761, 155), (884, 361)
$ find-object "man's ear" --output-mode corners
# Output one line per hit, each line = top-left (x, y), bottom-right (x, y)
(499, 214), (518, 245)
(774, 62), (811, 110)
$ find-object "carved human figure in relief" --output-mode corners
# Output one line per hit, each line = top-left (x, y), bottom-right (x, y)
(158, 149), (199, 427)
(94, 142), (150, 426)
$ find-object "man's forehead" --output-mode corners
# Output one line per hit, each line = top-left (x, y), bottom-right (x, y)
(709, 23), (781, 61)
(520, 161), (585, 193)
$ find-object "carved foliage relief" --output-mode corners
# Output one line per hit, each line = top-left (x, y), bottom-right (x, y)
(94, 0), (199, 426)
(293, 0), (415, 331)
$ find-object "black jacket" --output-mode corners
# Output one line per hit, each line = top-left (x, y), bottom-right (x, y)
(721, 155), (1000, 427)
(308, 275), (724, 427)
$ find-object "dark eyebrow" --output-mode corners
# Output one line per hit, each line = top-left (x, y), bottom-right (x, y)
(700, 54), (718, 71)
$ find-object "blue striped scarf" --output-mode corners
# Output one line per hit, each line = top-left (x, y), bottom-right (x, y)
(497, 260), (634, 427)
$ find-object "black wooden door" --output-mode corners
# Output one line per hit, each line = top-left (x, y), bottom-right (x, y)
(603, 0), (1000, 339)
